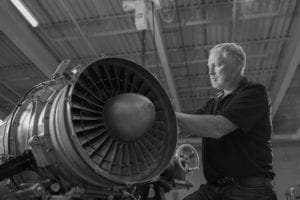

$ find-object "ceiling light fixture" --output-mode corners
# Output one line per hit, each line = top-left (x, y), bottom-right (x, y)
(10, 0), (38, 27)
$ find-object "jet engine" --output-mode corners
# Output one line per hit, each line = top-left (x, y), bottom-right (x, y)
(0, 58), (199, 200)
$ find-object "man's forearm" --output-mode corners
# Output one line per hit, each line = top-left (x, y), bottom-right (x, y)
(176, 112), (237, 138)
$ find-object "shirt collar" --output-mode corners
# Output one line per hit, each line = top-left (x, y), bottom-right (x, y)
(216, 76), (248, 98)
(230, 76), (248, 95)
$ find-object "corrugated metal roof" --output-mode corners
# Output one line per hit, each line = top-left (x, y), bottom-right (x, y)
(0, 0), (299, 136)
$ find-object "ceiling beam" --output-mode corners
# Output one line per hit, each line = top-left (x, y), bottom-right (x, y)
(0, 79), (21, 99)
(231, 0), (237, 41)
(53, 28), (137, 42)
(175, 69), (275, 88)
(147, 53), (268, 68)
(71, 37), (286, 66)
(270, 2), (300, 118)
(117, 37), (286, 58)
(50, 11), (288, 41)
(0, 110), (9, 120)
(0, 0), (59, 79)
(0, 94), (16, 107)
(39, 1), (233, 30)
(58, 0), (99, 58)
(148, 7), (181, 111)
(0, 98), (13, 117)
(165, 12), (285, 30)
(296, 126), (300, 136)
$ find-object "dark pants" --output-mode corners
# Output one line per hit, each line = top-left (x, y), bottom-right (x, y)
(183, 178), (277, 200)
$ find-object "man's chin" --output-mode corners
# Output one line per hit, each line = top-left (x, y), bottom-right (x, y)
(211, 82), (221, 89)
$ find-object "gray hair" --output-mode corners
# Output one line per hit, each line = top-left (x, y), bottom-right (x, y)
(210, 43), (246, 75)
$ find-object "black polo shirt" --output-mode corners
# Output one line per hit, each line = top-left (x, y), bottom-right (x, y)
(197, 77), (275, 183)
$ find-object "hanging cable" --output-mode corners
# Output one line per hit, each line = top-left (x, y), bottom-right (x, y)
(174, 0), (195, 108)
(232, 0), (237, 42)
(150, 2), (161, 78)
(59, 0), (99, 58)
(141, 30), (146, 67)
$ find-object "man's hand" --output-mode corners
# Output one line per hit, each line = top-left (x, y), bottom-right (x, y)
(176, 112), (192, 138)
(176, 124), (181, 136)
(178, 129), (192, 138)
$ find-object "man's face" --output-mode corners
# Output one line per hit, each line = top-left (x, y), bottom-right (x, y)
(207, 50), (241, 90)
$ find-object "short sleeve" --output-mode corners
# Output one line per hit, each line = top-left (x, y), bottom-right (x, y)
(194, 98), (214, 115)
(218, 84), (270, 134)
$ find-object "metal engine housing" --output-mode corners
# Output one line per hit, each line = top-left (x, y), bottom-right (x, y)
(0, 58), (178, 198)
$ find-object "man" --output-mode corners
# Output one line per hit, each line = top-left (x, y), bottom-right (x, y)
(176, 43), (277, 200)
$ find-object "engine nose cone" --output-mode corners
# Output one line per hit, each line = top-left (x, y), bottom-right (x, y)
(104, 93), (155, 142)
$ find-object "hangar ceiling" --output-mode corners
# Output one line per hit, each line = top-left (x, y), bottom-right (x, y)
(0, 0), (299, 139)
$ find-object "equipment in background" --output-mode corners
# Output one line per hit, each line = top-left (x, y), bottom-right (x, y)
(286, 185), (300, 200)
(0, 58), (199, 200)
(122, 0), (161, 31)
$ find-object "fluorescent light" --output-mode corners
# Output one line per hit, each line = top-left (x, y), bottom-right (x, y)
(10, 0), (38, 27)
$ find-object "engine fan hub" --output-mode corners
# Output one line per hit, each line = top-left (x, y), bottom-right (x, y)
(104, 93), (155, 142)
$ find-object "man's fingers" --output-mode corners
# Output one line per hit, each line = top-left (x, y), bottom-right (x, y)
(177, 125), (181, 135)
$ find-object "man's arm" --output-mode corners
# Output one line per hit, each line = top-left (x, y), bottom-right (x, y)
(176, 112), (237, 138)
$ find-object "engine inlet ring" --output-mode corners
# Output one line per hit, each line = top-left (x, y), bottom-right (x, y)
(67, 58), (177, 185)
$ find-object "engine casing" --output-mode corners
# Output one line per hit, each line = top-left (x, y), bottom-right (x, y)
(0, 58), (178, 197)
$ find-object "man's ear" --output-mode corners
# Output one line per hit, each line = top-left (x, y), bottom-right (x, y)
(239, 64), (245, 75)
(238, 65), (242, 72)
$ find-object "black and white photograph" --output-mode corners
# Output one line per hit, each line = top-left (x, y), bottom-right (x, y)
(0, 0), (299, 199)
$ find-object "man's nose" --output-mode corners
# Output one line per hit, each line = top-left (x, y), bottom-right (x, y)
(209, 66), (215, 75)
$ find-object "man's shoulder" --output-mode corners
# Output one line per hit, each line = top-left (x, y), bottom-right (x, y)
(237, 80), (271, 104)
(239, 80), (268, 94)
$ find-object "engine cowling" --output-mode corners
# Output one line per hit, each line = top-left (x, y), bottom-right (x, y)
(0, 58), (177, 196)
